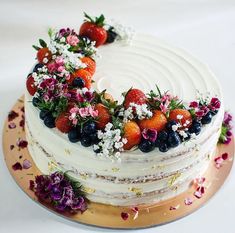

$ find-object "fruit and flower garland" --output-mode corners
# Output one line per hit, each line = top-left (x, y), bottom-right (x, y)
(26, 13), (222, 160)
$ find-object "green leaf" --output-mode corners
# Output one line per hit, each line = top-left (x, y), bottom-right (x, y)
(155, 84), (162, 98)
(84, 12), (95, 23)
(48, 28), (53, 38)
(39, 39), (47, 48)
(95, 14), (105, 27)
(32, 45), (40, 51)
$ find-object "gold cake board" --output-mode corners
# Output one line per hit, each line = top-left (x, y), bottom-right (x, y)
(2, 96), (234, 229)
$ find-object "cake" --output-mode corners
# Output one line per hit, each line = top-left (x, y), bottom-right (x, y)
(25, 13), (223, 207)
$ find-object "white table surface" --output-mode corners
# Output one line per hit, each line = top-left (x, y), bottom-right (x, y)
(0, 0), (235, 232)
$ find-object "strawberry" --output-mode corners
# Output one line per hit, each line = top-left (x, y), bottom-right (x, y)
(138, 110), (167, 131)
(81, 57), (96, 76)
(26, 75), (37, 96)
(68, 69), (92, 89)
(123, 121), (141, 150)
(79, 13), (107, 47)
(95, 103), (111, 129)
(37, 47), (52, 64)
(169, 109), (192, 129)
(55, 112), (72, 133)
(124, 89), (147, 109)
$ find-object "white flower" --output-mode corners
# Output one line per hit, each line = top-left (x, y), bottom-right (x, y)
(177, 114), (183, 120)
(172, 125), (178, 132)
(122, 103), (152, 122)
(95, 123), (125, 160)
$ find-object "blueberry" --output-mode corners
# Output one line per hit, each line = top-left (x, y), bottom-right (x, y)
(189, 120), (202, 135)
(32, 97), (40, 107)
(68, 128), (80, 143)
(166, 120), (177, 132)
(83, 122), (96, 135)
(157, 131), (168, 142)
(168, 131), (181, 148)
(39, 110), (49, 120)
(139, 140), (155, 153)
(201, 112), (212, 124)
(106, 29), (118, 43)
(33, 63), (44, 72)
(73, 77), (85, 88)
(210, 110), (218, 116)
(81, 136), (92, 147)
(155, 139), (160, 147)
(192, 119), (201, 127)
(90, 132), (99, 144)
(44, 114), (55, 128)
(159, 143), (169, 152)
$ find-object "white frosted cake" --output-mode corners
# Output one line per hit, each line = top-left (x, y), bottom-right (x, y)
(25, 15), (223, 207)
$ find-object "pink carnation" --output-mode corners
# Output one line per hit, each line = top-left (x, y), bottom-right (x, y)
(66, 35), (79, 46)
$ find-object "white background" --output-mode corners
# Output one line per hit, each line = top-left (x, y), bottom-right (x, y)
(0, 0), (235, 232)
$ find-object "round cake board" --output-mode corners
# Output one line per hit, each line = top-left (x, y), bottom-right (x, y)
(2, 96), (234, 229)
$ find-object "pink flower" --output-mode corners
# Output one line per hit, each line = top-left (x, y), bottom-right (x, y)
(214, 153), (229, 168)
(195, 106), (209, 118)
(78, 107), (89, 118)
(224, 111), (233, 125)
(66, 35), (79, 46)
(55, 56), (64, 66)
(57, 65), (65, 73)
(47, 62), (57, 73)
(189, 101), (199, 108)
(142, 128), (157, 142)
(209, 97), (220, 111)
(194, 186), (205, 199)
(184, 197), (193, 205)
(88, 106), (98, 118)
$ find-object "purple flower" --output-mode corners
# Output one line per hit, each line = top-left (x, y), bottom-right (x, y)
(30, 172), (87, 213)
(224, 112), (233, 125)
(142, 128), (158, 142)
(22, 159), (32, 169)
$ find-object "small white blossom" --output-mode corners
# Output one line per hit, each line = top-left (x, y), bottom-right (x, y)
(95, 123), (127, 160)
(43, 58), (48, 64)
(172, 125), (178, 131)
(121, 103), (152, 123)
(177, 114), (183, 120)
(179, 130), (188, 138)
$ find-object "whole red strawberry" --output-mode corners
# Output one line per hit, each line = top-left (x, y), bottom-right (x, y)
(79, 13), (107, 47)
(95, 103), (111, 129)
(55, 112), (72, 133)
(124, 89), (147, 109)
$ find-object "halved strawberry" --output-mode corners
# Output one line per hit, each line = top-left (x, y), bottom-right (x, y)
(123, 121), (141, 150)
(68, 69), (92, 89)
(26, 75), (37, 96)
(138, 110), (167, 131)
(79, 13), (107, 47)
(169, 109), (192, 129)
(81, 57), (96, 76)
(37, 47), (52, 64)
(124, 89), (147, 109)
(95, 103), (111, 129)
(55, 112), (72, 133)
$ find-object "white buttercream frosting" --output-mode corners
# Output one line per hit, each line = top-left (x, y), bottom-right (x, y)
(25, 34), (224, 206)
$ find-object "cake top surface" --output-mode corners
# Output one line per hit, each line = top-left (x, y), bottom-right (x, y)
(26, 13), (222, 161)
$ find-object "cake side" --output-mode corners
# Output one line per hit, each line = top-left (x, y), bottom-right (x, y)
(25, 32), (224, 206)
